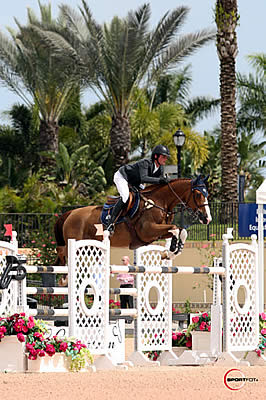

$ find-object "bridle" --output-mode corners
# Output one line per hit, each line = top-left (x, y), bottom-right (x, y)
(140, 179), (209, 226)
(167, 181), (209, 225)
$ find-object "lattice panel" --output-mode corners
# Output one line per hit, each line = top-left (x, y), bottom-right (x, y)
(68, 241), (109, 355)
(225, 245), (259, 351)
(0, 250), (19, 316)
(136, 245), (172, 352)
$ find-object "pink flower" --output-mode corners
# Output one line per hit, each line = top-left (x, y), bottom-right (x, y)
(207, 325), (211, 332)
(27, 316), (35, 329)
(186, 338), (192, 348)
(0, 326), (7, 334)
(192, 316), (199, 324)
(28, 354), (37, 360)
(211, 251), (216, 256)
(39, 350), (46, 357)
(261, 328), (266, 336)
(202, 313), (209, 319)
(17, 333), (25, 342)
(31, 240), (36, 243)
(172, 333), (177, 341)
(26, 343), (34, 352)
(33, 332), (44, 340)
(199, 322), (206, 331)
(59, 342), (68, 352)
(202, 244), (208, 249)
(260, 312), (266, 321)
(45, 344), (56, 356)
(14, 319), (25, 332)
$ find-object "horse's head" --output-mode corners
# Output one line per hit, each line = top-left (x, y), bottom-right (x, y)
(189, 175), (212, 225)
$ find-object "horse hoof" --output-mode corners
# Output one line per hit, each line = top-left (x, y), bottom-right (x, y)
(161, 251), (169, 260)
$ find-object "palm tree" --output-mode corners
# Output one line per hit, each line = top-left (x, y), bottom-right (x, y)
(43, 1), (215, 170)
(0, 1), (79, 167)
(151, 65), (220, 126)
(237, 53), (266, 134)
(215, 0), (239, 202)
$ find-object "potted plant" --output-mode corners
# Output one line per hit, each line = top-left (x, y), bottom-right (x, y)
(0, 312), (46, 372)
(187, 312), (211, 351)
(0, 312), (94, 372)
(26, 333), (94, 372)
(172, 330), (192, 356)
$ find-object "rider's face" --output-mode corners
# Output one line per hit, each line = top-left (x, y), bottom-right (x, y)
(157, 155), (168, 165)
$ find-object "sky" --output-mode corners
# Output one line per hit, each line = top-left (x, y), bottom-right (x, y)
(0, 0), (265, 132)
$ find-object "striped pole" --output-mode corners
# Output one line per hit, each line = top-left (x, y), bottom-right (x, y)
(109, 308), (137, 317)
(26, 287), (137, 296)
(110, 265), (225, 275)
(28, 308), (69, 317)
(24, 265), (69, 274)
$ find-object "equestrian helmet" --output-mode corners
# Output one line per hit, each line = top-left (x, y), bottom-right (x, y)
(151, 145), (170, 160)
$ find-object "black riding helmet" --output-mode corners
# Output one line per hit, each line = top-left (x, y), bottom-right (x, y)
(151, 145), (170, 161)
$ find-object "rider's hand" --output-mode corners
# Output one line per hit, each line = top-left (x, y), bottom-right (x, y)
(159, 176), (168, 184)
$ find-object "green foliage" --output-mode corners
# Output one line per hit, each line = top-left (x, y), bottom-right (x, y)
(172, 331), (192, 348)
(0, 104), (39, 187)
(182, 299), (192, 314)
(29, 228), (57, 267)
(187, 312), (211, 334)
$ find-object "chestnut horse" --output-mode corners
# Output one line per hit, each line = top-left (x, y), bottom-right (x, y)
(54, 176), (211, 268)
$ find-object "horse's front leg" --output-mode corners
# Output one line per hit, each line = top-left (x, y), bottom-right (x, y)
(161, 228), (187, 260)
(138, 222), (187, 260)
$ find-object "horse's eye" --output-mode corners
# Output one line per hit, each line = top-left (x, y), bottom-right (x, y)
(195, 192), (202, 199)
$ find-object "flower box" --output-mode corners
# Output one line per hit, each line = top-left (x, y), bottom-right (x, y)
(27, 353), (70, 373)
(0, 336), (27, 372)
(191, 331), (211, 351)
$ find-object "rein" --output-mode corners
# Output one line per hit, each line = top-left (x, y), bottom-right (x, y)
(140, 180), (208, 227)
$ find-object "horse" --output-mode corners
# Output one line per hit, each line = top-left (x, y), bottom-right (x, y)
(54, 175), (212, 271)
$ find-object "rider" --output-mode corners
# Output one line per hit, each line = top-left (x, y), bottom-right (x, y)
(106, 144), (170, 233)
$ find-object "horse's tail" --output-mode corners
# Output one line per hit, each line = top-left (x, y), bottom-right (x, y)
(54, 210), (72, 246)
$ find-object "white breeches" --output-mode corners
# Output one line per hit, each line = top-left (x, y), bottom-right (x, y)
(114, 171), (129, 203)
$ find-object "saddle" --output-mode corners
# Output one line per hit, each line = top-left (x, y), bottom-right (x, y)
(100, 191), (140, 227)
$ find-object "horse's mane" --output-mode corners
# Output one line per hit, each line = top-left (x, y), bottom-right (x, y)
(141, 178), (191, 195)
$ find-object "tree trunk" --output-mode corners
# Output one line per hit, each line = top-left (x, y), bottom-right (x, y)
(39, 119), (59, 168)
(216, 0), (239, 203)
(110, 113), (131, 171)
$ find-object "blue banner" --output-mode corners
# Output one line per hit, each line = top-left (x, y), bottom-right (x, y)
(238, 203), (266, 237)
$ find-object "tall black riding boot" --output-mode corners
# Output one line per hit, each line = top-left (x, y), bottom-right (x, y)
(106, 198), (125, 233)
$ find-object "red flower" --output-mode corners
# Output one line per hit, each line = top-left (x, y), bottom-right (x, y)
(59, 342), (68, 352)
(17, 333), (25, 342)
(192, 316), (199, 324)
(199, 322), (206, 331)
(202, 313), (209, 319)
(45, 344), (56, 357)
(27, 316), (35, 329)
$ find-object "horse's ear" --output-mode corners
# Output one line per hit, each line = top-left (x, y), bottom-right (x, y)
(203, 174), (210, 183)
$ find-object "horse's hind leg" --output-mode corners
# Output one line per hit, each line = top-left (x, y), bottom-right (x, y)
(56, 246), (68, 287)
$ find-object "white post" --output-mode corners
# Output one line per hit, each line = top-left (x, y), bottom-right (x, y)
(10, 231), (18, 254)
(68, 239), (76, 338)
(211, 257), (223, 354)
(257, 204), (264, 313)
